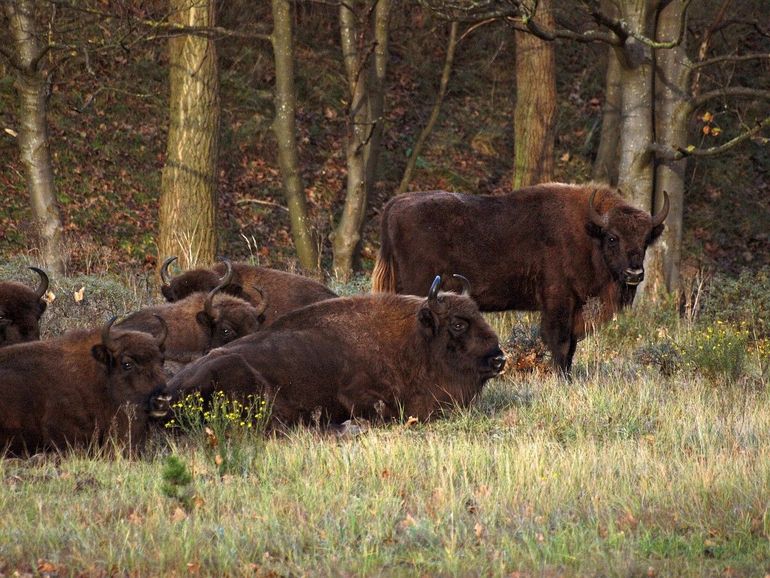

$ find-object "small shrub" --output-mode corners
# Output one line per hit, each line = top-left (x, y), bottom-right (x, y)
(634, 340), (682, 376)
(161, 455), (194, 510)
(166, 391), (270, 476)
(682, 321), (750, 381)
(503, 323), (551, 373)
(700, 267), (770, 340)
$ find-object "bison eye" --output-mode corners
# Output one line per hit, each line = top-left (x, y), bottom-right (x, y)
(450, 319), (469, 335)
(121, 360), (134, 371)
(607, 234), (618, 245)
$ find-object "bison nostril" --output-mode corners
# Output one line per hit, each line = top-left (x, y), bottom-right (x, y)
(490, 354), (506, 373)
(624, 268), (644, 285)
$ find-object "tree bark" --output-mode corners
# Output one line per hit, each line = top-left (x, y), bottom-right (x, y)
(512, 0), (556, 188)
(364, 0), (390, 191)
(653, 0), (690, 292)
(593, 2), (622, 187)
(616, 0), (660, 298)
(332, 0), (387, 281)
(159, 0), (220, 270)
(271, 0), (319, 272)
(5, 0), (65, 275)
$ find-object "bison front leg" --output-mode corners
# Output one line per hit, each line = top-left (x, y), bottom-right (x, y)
(540, 297), (578, 377)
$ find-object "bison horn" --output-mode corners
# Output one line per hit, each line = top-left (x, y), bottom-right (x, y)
(204, 260), (234, 319)
(587, 189), (609, 228)
(651, 190), (670, 228)
(251, 286), (268, 317)
(101, 315), (118, 352)
(160, 256), (178, 286)
(428, 275), (442, 302)
(452, 274), (471, 297)
(152, 314), (168, 347)
(29, 266), (49, 299)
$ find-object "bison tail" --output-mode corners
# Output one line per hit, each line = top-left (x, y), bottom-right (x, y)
(371, 249), (396, 293)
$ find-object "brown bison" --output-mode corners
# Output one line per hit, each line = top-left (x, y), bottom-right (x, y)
(0, 316), (170, 455)
(0, 267), (49, 348)
(163, 275), (506, 427)
(160, 257), (337, 326)
(119, 263), (266, 370)
(372, 183), (669, 374)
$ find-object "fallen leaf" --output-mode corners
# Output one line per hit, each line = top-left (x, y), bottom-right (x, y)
(405, 416), (419, 428)
(474, 521), (485, 540)
(171, 506), (187, 523)
(73, 286), (85, 302)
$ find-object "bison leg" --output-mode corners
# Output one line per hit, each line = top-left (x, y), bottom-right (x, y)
(540, 298), (578, 377)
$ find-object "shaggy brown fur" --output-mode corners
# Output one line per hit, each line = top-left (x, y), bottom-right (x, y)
(0, 267), (48, 348)
(0, 320), (168, 455)
(160, 260), (337, 326)
(164, 279), (506, 427)
(372, 183), (668, 373)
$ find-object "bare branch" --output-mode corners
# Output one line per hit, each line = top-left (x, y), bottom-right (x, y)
(692, 87), (770, 108)
(691, 52), (770, 69)
(650, 116), (770, 160)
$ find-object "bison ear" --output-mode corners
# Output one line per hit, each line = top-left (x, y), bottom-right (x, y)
(92, 344), (113, 368)
(585, 221), (604, 239)
(160, 285), (175, 302)
(418, 306), (438, 336)
(649, 223), (665, 245)
(196, 310), (214, 332)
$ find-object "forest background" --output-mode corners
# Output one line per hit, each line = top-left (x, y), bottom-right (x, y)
(0, 0), (768, 290)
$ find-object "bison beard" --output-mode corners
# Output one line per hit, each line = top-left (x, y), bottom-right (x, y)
(163, 276), (506, 427)
(372, 183), (669, 375)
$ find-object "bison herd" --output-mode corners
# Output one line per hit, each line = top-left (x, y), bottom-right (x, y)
(0, 182), (668, 456)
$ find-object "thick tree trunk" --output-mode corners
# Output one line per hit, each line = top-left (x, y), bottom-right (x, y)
(593, 44), (622, 185)
(512, 0), (556, 188)
(332, 1), (377, 281)
(271, 0), (319, 272)
(653, 0), (690, 292)
(5, 0), (65, 274)
(159, 0), (220, 270)
(616, 0), (660, 298)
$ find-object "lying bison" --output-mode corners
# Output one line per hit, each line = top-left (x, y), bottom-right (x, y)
(0, 316), (170, 455)
(372, 183), (669, 374)
(160, 257), (337, 326)
(163, 275), (506, 427)
(119, 262), (265, 370)
(0, 267), (49, 348)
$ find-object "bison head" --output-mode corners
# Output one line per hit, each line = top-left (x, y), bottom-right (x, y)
(161, 256), (246, 302)
(0, 267), (49, 347)
(195, 262), (267, 350)
(92, 316), (170, 418)
(586, 190), (669, 287)
(418, 275), (506, 379)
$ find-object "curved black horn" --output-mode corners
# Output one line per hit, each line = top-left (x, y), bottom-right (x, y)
(587, 189), (608, 228)
(101, 315), (118, 352)
(251, 286), (268, 317)
(160, 256), (178, 286)
(651, 190), (670, 228)
(152, 314), (168, 348)
(452, 274), (472, 297)
(428, 275), (442, 302)
(204, 260), (234, 319)
(29, 267), (49, 299)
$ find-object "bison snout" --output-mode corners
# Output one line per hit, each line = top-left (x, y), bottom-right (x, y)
(483, 348), (507, 376)
(149, 394), (172, 418)
(623, 268), (644, 286)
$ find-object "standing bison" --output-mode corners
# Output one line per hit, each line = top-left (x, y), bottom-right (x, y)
(372, 183), (669, 374)
(0, 267), (49, 348)
(0, 317), (170, 455)
(163, 275), (506, 427)
(160, 257), (337, 326)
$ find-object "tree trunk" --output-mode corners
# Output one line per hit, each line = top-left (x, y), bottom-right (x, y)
(364, 0), (390, 191)
(271, 0), (319, 272)
(331, 1), (373, 281)
(593, 43), (622, 185)
(616, 0), (660, 298)
(653, 0), (690, 292)
(512, 0), (556, 188)
(5, 0), (65, 275)
(158, 0), (220, 270)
